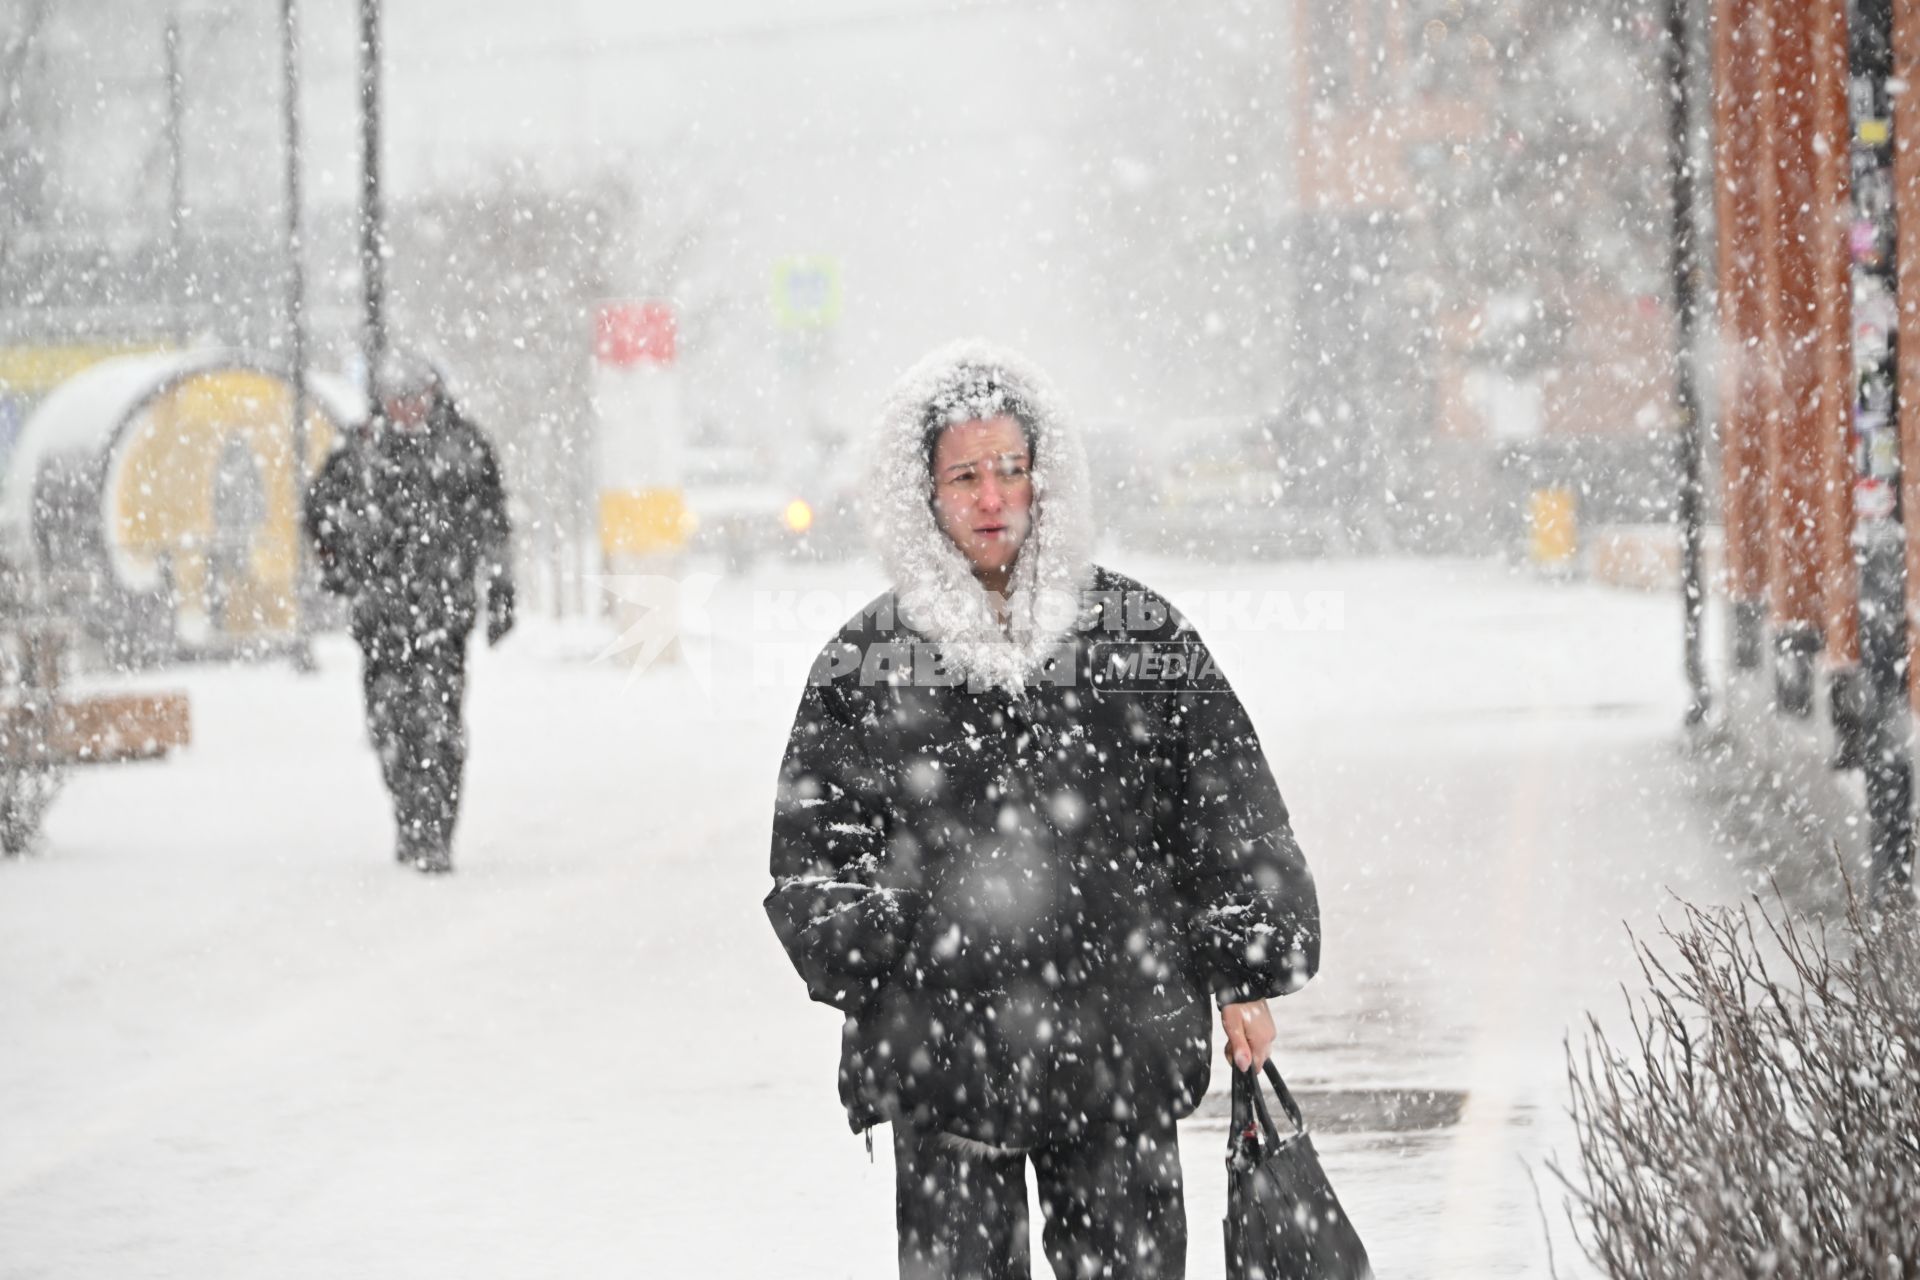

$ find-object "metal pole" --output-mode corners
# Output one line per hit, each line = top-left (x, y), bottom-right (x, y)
(1849, 0), (1915, 898)
(281, 0), (314, 672)
(0, 0), (49, 289)
(358, 0), (385, 385)
(164, 14), (187, 345)
(1665, 0), (1712, 726)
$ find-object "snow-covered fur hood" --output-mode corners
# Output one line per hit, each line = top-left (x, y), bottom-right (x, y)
(865, 340), (1095, 694)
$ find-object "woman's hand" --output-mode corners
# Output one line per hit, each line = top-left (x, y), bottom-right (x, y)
(1221, 998), (1275, 1073)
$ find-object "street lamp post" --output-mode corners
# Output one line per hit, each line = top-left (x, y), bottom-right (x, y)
(1663, 0), (1711, 727)
(165, 14), (187, 345)
(358, 0), (385, 384)
(281, 0), (314, 672)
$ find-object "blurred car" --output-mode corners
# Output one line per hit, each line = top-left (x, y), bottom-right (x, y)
(680, 445), (876, 570)
(681, 447), (804, 571)
(1105, 418), (1357, 560)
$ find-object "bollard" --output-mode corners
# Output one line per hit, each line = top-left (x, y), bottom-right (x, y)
(1528, 487), (1578, 570)
(599, 487), (691, 669)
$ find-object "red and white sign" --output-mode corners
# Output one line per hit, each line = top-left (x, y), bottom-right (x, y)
(595, 302), (676, 368)
(592, 301), (684, 527)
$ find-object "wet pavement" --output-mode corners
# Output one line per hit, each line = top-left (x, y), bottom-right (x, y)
(1117, 556), (1751, 1277)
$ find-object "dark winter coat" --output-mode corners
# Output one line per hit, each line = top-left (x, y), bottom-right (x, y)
(765, 342), (1320, 1148)
(304, 400), (511, 645)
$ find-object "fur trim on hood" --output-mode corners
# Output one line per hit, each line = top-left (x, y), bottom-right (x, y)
(865, 340), (1095, 694)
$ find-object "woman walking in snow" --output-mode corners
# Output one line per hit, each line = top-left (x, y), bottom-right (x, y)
(766, 341), (1321, 1279)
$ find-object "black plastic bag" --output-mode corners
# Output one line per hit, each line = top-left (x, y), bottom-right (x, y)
(1224, 1061), (1372, 1280)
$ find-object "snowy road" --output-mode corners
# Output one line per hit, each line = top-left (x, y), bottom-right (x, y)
(0, 556), (1751, 1278)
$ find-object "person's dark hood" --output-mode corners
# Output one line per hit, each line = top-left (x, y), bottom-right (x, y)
(865, 340), (1095, 693)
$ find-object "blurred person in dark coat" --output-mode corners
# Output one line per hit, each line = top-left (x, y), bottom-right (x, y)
(305, 351), (514, 874)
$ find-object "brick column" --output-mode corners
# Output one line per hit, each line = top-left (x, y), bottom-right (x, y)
(1712, 0), (1770, 667)
(1756, 0), (1831, 712)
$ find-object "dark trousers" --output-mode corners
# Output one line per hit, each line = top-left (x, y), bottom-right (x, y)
(359, 628), (469, 857)
(893, 1119), (1186, 1280)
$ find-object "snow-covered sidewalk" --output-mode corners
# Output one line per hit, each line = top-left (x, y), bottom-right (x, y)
(0, 556), (1749, 1277)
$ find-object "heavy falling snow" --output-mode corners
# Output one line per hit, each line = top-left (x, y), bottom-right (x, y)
(4, 0), (1910, 1277)
(0, 558), (1749, 1276)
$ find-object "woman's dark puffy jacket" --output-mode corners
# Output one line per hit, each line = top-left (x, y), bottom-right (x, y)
(766, 340), (1319, 1147)
(766, 564), (1320, 1147)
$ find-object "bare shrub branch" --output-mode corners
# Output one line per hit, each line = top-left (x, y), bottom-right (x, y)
(1550, 868), (1920, 1278)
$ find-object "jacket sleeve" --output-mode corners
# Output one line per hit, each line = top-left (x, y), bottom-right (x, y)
(1172, 639), (1321, 1006)
(303, 450), (359, 597)
(764, 665), (921, 1013)
(467, 426), (513, 589)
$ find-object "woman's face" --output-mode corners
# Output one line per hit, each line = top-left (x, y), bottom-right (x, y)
(931, 415), (1033, 583)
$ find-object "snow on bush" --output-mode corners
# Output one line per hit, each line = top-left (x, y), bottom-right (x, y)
(1557, 873), (1920, 1278)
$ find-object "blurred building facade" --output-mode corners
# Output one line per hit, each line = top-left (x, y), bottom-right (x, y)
(1286, 0), (1683, 552)
(3, 0), (1698, 594)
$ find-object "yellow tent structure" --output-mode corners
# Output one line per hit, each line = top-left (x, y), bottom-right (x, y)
(0, 350), (363, 660)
